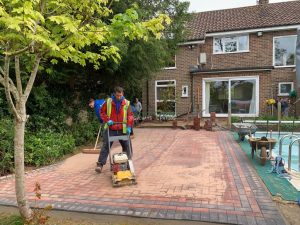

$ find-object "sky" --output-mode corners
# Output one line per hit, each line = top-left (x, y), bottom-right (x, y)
(181, 0), (296, 12)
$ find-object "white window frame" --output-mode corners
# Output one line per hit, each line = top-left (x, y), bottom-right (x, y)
(202, 76), (259, 117)
(155, 80), (176, 116)
(278, 82), (294, 96)
(181, 85), (189, 97)
(213, 34), (249, 54)
(164, 55), (177, 70)
(273, 35), (297, 68)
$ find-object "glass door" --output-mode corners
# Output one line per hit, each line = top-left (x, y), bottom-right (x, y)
(155, 80), (176, 116)
(203, 77), (258, 117)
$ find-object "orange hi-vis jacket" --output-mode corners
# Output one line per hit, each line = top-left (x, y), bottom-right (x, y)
(100, 98), (134, 132)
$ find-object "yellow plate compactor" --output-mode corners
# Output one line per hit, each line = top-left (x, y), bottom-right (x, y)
(107, 125), (137, 187)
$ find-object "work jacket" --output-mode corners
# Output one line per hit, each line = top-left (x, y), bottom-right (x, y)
(100, 97), (134, 131)
(94, 99), (105, 123)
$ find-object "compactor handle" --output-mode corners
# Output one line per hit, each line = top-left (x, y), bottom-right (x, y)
(111, 122), (127, 124)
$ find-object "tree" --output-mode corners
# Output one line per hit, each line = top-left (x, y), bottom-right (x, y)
(0, 0), (169, 220)
(33, 0), (190, 101)
(102, 0), (190, 96)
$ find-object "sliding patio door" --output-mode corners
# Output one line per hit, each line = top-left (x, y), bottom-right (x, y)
(203, 77), (259, 117)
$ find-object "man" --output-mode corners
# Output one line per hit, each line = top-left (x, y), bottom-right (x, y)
(95, 86), (134, 173)
(88, 98), (105, 123)
(134, 98), (142, 114)
(133, 97), (142, 123)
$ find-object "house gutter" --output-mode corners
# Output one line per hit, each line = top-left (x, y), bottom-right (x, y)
(205, 24), (300, 37)
(190, 66), (274, 75)
(178, 40), (205, 46)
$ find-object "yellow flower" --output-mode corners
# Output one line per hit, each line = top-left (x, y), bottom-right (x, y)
(266, 98), (276, 105)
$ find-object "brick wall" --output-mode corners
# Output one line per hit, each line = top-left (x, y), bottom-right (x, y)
(143, 29), (298, 117)
(202, 30), (296, 70)
(143, 45), (200, 116)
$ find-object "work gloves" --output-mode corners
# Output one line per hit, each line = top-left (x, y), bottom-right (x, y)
(107, 120), (131, 135)
(126, 127), (132, 134)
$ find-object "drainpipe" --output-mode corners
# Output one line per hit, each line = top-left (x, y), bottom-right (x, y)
(191, 73), (194, 113)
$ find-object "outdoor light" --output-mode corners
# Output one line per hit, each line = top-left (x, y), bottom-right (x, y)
(257, 31), (263, 37)
(188, 44), (195, 50)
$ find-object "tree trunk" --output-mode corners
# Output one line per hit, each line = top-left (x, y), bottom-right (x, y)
(14, 102), (32, 219)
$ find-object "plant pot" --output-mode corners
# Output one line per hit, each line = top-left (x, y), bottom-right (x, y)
(193, 117), (200, 130)
(172, 120), (177, 129)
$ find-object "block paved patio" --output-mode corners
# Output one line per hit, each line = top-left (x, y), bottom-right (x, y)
(0, 128), (286, 225)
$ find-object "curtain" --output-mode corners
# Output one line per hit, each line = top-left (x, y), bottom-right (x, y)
(249, 80), (256, 114)
(205, 82), (210, 114)
(296, 29), (300, 88)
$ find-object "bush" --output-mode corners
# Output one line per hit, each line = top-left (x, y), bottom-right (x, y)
(0, 84), (100, 174)
(25, 131), (75, 167)
(0, 118), (14, 175)
(70, 121), (99, 146)
(0, 117), (76, 173)
(257, 115), (277, 121)
(231, 116), (242, 123)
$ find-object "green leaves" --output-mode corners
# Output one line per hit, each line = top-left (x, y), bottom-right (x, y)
(0, 0), (169, 66)
(48, 15), (79, 33)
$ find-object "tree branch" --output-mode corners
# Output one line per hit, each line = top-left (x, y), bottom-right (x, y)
(23, 54), (41, 102)
(0, 75), (19, 100)
(0, 61), (19, 101)
(15, 56), (23, 97)
(108, 0), (114, 9)
(3, 55), (21, 120)
(0, 66), (4, 76)
(5, 46), (30, 57)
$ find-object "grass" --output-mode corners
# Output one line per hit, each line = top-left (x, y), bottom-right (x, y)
(0, 213), (128, 225)
(0, 213), (24, 225)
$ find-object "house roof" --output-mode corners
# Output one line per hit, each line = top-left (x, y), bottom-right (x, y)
(186, 0), (300, 41)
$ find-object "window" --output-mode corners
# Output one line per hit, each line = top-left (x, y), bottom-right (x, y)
(278, 82), (294, 96)
(203, 77), (259, 117)
(274, 36), (297, 67)
(213, 35), (249, 54)
(182, 85), (188, 97)
(164, 55), (176, 69)
(155, 80), (176, 116)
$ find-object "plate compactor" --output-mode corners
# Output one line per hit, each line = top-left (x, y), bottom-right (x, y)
(107, 124), (137, 187)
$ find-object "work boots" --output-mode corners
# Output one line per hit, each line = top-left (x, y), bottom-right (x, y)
(95, 162), (103, 173)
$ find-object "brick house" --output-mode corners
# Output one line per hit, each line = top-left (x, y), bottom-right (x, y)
(142, 0), (300, 118)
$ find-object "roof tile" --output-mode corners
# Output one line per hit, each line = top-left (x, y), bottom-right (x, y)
(186, 0), (300, 41)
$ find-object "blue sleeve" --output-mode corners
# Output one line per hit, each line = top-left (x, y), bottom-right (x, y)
(94, 99), (105, 123)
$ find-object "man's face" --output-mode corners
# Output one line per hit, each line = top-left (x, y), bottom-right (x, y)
(115, 91), (123, 101)
(89, 101), (94, 109)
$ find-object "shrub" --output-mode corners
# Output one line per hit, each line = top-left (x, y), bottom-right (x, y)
(258, 115), (277, 121)
(0, 118), (14, 175)
(25, 131), (75, 167)
(231, 116), (242, 123)
(70, 121), (99, 146)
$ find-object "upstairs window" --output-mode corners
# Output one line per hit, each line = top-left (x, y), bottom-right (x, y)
(164, 55), (176, 69)
(274, 35), (297, 67)
(213, 35), (249, 54)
